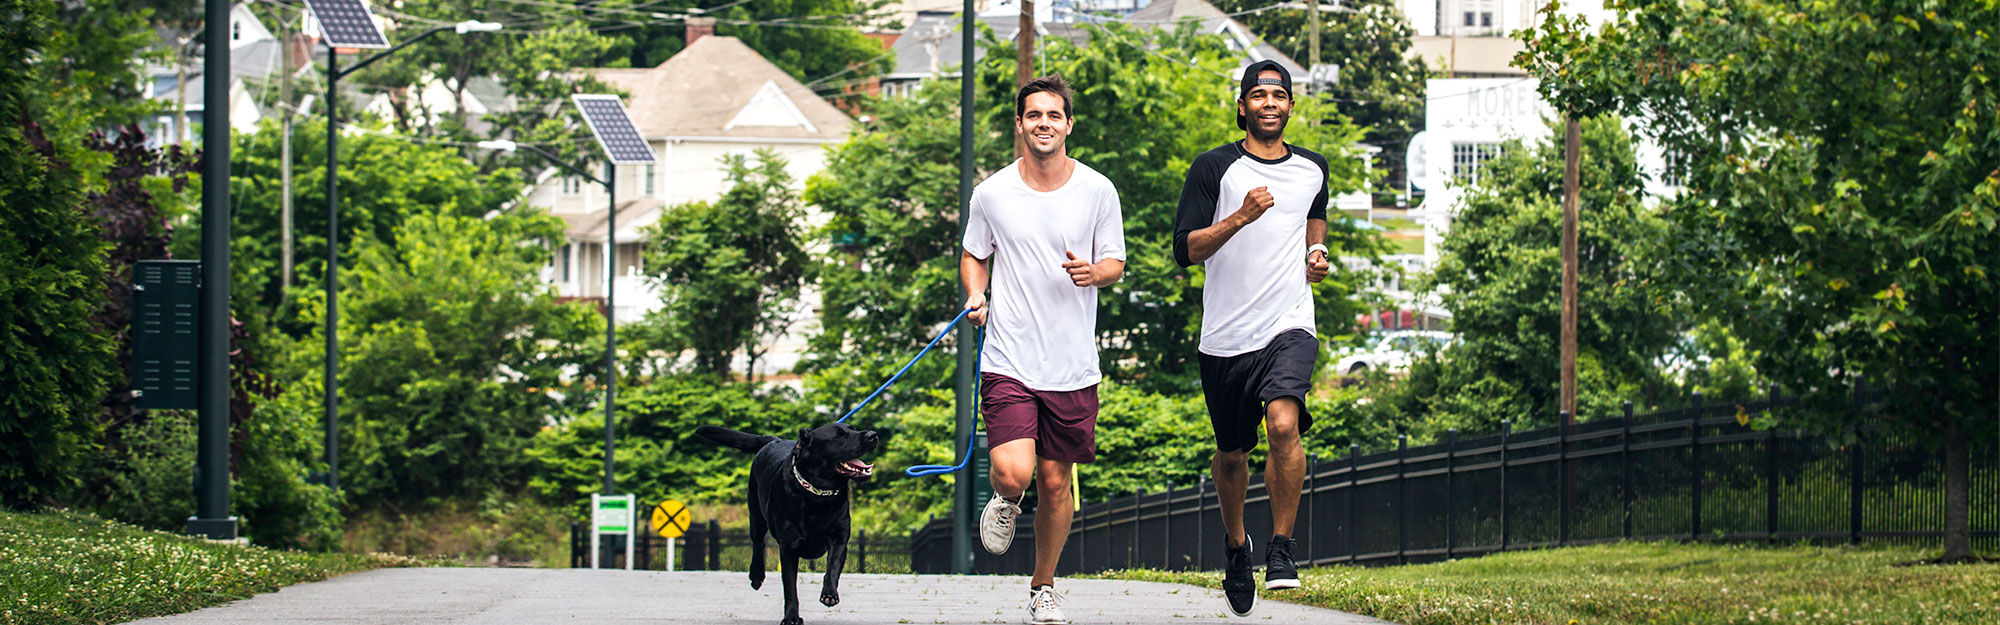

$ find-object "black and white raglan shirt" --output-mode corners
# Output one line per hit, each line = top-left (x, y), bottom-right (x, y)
(1172, 141), (1330, 357)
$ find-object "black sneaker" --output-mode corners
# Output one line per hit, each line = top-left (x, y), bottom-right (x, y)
(1264, 534), (1300, 590)
(1222, 535), (1256, 616)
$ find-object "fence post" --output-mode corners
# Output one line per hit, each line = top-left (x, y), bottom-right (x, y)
(1305, 455), (1316, 563)
(1128, 488), (1144, 572)
(1560, 412), (1572, 546)
(1397, 434), (1409, 565)
(1348, 443), (1360, 563)
(857, 529), (868, 574)
(1196, 474), (1207, 570)
(1690, 392), (1704, 540)
(1850, 425), (1864, 546)
(1445, 430), (1457, 559)
(1622, 401), (1634, 540)
(1500, 420), (1512, 552)
(1163, 482), (1173, 570)
(638, 525), (651, 571)
(1766, 384), (1781, 543)
(708, 519), (721, 571)
(570, 521), (582, 568)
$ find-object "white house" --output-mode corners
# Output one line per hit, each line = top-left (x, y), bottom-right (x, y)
(520, 23), (853, 379)
(1410, 77), (1676, 263)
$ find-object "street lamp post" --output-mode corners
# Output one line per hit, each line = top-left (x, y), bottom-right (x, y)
(316, 18), (499, 492)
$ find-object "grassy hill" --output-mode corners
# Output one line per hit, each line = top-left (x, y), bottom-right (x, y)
(0, 510), (416, 625)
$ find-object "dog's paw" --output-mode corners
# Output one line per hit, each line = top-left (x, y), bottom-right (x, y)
(779, 617), (804, 625)
(819, 591), (840, 607)
(748, 572), (764, 590)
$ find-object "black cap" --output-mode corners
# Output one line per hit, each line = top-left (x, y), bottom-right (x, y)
(1236, 60), (1293, 130)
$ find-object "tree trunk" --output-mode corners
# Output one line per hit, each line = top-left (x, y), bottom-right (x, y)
(1943, 418), (1973, 562)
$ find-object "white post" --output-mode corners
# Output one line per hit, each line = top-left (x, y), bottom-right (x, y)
(590, 493), (602, 569)
(624, 496), (635, 571)
(666, 536), (676, 572)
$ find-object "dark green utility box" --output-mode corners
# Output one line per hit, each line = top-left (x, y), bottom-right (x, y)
(131, 260), (201, 410)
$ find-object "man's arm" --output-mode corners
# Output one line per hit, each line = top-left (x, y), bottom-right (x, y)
(1306, 218), (1330, 283)
(1173, 153), (1224, 267)
(961, 250), (991, 326)
(1183, 188), (1274, 264)
(1063, 252), (1124, 287)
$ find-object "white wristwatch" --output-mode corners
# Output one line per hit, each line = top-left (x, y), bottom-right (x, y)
(1306, 243), (1329, 259)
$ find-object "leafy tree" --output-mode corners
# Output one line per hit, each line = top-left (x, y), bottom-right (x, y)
(287, 211), (605, 509)
(41, 0), (162, 129)
(1212, 0), (1427, 191)
(1525, 0), (2000, 561)
(179, 118), (532, 340)
(1418, 116), (1678, 431)
(1, 8), (115, 507)
(638, 150), (809, 377)
(805, 23), (1381, 401)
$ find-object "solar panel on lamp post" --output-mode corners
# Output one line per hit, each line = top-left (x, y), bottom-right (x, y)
(477, 94), (652, 498)
(569, 95), (655, 497)
(304, 0), (500, 493)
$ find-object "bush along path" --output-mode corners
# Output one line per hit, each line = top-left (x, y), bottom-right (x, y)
(1105, 541), (2000, 625)
(0, 510), (418, 625)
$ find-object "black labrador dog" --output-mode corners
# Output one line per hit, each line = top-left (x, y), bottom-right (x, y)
(696, 423), (878, 625)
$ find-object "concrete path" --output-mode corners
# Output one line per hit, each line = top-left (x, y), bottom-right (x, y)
(126, 569), (1393, 624)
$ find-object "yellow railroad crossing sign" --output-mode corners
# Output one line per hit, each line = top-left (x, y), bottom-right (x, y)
(651, 500), (691, 538)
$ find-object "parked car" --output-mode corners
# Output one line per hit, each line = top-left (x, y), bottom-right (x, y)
(1334, 331), (1454, 376)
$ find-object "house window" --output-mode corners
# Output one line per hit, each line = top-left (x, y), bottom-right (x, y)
(645, 163), (656, 196)
(557, 243), (571, 282)
(561, 176), (581, 195)
(1464, 12), (1475, 26)
(1452, 142), (1503, 184)
(232, 20), (241, 41)
(1481, 12), (1493, 27)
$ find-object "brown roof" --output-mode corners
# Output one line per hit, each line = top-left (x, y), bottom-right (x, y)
(588, 36), (852, 141)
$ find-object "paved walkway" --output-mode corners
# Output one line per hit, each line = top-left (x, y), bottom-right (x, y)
(127, 569), (1393, 624)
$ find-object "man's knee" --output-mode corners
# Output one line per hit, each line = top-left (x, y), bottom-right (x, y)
(1213, 448), (1249, 466)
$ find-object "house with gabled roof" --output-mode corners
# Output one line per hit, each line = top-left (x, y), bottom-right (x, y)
(520, 21), (853, 379)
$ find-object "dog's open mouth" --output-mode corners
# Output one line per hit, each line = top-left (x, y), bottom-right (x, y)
(834, 459), (874, 478)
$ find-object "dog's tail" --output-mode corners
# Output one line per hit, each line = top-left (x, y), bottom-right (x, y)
(695, 425), (777, 454)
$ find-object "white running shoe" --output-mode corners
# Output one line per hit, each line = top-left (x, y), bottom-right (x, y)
(1028, 586), (1069, 625)
(980, 493), (1022, 554)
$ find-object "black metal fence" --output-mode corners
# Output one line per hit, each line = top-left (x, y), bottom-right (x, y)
(570, 518), (916, 573)
(912, 391), (2000, 574)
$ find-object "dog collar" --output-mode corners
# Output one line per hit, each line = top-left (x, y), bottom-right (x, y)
(792, 462), (840, 497)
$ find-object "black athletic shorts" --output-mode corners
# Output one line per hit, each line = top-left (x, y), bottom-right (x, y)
(1197, 328), (1318, 453)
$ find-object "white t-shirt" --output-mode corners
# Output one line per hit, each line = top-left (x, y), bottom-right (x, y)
(1171, 142), (1331, 357)
(962, 159), (1126, 391)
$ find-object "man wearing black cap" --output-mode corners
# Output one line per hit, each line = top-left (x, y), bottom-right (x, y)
(1171, 59), (1332, 616)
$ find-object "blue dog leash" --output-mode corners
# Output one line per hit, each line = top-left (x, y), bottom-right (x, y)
(820, 306), (984, 477)
(903, 327), (983, 478)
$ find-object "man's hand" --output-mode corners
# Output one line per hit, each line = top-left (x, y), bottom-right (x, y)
(1233, 186), (1275, 225)
(965, 293), (988, 326)
(1063, 251), (1098, 287)
(1306, 249), (1331, 283)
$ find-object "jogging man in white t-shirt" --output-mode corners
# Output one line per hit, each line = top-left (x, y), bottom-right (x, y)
(961, 74), (1125, 625)
(1171, 60), (1333, 616)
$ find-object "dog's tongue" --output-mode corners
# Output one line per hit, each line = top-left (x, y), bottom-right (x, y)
(845, 459), (873, 471)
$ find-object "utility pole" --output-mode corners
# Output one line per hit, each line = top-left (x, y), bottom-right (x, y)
(952, 0), (978, 576)
(1559, 116), (1581, 424)
(1014, 0), (1035, 159)
(279, 6), (295, 302)
(1308, 0), (1320, 95)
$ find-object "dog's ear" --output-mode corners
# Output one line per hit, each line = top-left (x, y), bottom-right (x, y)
(798, 427), (812, 446)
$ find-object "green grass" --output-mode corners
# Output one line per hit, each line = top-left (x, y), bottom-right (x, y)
(0, 509), (419, 625)
(1382, 236), (1426, 255)
(1101, 541), (2000, 625)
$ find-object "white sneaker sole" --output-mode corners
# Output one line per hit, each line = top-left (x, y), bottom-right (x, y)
(1264, 578), (1300, 590)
